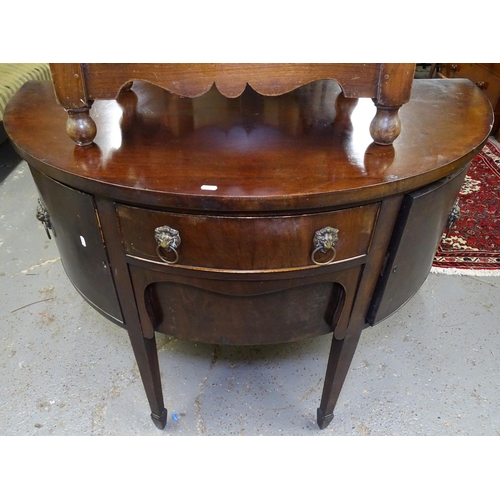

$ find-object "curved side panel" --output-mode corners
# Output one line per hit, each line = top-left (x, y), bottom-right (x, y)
(29, 167), (123, 323)
(367, 164), (469, 325)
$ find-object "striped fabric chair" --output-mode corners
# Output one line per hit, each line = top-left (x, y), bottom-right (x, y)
(0, 63), (52, 143)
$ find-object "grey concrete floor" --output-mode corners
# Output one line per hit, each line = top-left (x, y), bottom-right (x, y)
(1, 140), (499, 436)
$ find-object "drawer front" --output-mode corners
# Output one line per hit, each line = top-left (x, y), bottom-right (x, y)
(116, 204), (380, 271)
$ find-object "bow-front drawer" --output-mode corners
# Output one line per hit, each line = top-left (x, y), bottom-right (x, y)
(115, 203), (380, 271)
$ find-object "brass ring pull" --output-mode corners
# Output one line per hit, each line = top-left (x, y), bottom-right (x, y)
(154, 225), (181, 265)
(156, 245), (179, 264)
(311, 226), (339, 266)
(311, 246), (337, 266)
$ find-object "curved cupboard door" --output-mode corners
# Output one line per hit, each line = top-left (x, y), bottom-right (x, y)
(367, 165), (468, 325)
(30, 167), (123, 323)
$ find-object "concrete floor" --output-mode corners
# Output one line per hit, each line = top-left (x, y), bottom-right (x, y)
(1, 140), (499, 436)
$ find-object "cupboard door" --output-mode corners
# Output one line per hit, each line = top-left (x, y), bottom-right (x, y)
(367, 165), (468, 325)
(30, 168), (123, 323)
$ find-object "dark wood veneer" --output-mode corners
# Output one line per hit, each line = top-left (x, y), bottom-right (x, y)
(116, 203), (379, 271)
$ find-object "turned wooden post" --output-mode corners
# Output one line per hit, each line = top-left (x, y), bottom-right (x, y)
(49, 63), (97, 146)
(370, 63), (415, 145)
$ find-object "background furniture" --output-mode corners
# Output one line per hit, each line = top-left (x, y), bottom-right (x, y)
(48, 63), (415, 147)
(4, 70), (493, 430)
(432, 63), (500, 140)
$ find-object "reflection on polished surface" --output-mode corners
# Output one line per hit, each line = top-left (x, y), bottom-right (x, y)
(75, 80), (395, 190)
(4, 78), (492, 212)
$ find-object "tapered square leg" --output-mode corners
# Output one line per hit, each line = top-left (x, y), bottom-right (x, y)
(151, 408), (168, 429)
(317, 327), (363, 430)
(317, 408), (334, 430)
(126, 330), (167, 430)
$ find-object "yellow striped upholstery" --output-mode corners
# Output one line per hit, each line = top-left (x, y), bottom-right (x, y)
(0, 63), (51, 122)
(0, 63), (51, 143)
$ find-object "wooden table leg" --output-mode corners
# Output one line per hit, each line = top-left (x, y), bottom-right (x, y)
(126, 326), (167, 429)
(126, 267), (167, 428)
(95, 198), (167, 429)
(317, 326), (363, 429)
(317, 196), (404, 429)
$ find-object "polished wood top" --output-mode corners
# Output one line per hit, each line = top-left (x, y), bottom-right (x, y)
(4, 78), (492, 212)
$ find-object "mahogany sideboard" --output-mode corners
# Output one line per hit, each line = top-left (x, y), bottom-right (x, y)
(4, 74), (492, 430)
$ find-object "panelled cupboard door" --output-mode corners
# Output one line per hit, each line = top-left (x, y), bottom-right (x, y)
(367, 165), (469, 325)
(30, 167), (123, 323)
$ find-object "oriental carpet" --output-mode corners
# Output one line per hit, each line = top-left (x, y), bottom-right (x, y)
(432, 139), (500, 276)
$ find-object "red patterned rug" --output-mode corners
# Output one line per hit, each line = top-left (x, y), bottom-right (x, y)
(432, 139), (500, 276)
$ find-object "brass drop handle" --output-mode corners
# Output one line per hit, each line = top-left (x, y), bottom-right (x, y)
(311, 226), (339, 265)
(475, 81), (487, 90)
(445, 199), (461, 237)
(36, 199), (52, 239)
(155, 225), (181, 264)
